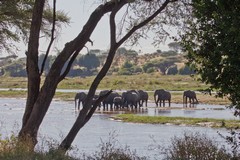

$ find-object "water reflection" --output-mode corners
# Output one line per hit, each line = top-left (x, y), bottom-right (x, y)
(154, 108), (171, 116)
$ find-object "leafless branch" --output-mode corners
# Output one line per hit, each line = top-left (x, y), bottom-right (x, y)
(58, 49), (80, 82)
(117, 0), (173, 46)
(40, 0), (56, 75)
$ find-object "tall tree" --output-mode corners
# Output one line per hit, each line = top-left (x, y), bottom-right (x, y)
(181, 0), (240, 115)
(16, 0), (190, 152)
(78, 53), (100, 70)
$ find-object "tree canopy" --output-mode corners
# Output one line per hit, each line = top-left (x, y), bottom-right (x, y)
(181, 0), (240, 113)
(0, 0), (69, 54)
(78, 53), (100, 70)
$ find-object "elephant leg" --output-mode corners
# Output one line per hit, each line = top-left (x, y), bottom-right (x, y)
(75, 100), (77, 110)
(156, 98), (159, 107)
(78, 100), (81, 110)
(134, 102), (138, 109)
(110, 103), (113, 110)
(168, 100), (171, 107)
(163, 100), (165, 107)
(103, 102), (106, 110)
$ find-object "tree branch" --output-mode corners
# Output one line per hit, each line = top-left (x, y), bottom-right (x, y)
(40, 0), (56, 76)
(83, 90), (112, 125)
(58, 49), (80, 82)
(117, 0), (173, 47)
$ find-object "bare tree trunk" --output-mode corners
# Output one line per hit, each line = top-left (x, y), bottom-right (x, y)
(19, 0), (122, 147)
(19, 0), (45, 145)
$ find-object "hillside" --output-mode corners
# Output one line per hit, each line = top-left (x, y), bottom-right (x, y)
(0, 52), (190, 77)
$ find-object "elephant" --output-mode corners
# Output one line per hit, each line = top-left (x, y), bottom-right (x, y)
(138, 90), (149, 107)
(74, 92), (87, 110)
(91, 94), (101, 108)
(122, 90), (140, 108)
(183, 90), (198, 105)
(99, 90), (120, 109)
(113, 96), (123, 109)
(154, 89), (171, 107)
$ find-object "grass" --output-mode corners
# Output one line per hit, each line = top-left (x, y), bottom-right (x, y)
(113, 114), (240, 129)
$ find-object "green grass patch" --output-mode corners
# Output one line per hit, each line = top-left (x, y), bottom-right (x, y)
(113, 114), (240, 129)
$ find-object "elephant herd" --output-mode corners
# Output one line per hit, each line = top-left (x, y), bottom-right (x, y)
(74, 89), (198, 110)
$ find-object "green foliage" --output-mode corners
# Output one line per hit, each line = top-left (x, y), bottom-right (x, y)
(78, 54), (100, 70)
(2, 62), (26, 77)
(116, 47), (127, 55)
(167, 65), (178, 75)
(154, 59), (175, 75)
(146, 67), (155, 73)
(132, 66), (142, 73)
(0, 0), (70, 54)
(178, 65), (195, 75)
(118, 61), (142, 75)
(118, 68), (132, 75)
(122, 61), (133, 69)
(181, 0), (240, 110)
(142, 62), (155, 73)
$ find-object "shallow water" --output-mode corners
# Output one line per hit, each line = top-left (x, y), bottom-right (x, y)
(0, 98), (236, 159)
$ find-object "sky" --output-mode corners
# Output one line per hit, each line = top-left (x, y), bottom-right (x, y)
(8, 0), (174, 58)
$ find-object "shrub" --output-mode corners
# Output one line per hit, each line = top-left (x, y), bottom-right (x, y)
(146, 67), (155, 73)
(164, 132), (231, 160)
(81, 132), (147, 160)
(178, 65), (195, 75)
(118, 68), (132, 75)
(167, 65), (178, 75)
(0, 134), (77, 160)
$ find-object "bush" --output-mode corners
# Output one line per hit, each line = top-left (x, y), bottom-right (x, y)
(118, 68), (132, 75)
(164, 132), (231, 160)
(167, 65), (178, 75)
(81, 132), (147, 160)
(178, 65), (195, 75)
(146, 67), (155, 73)
(0, 134), (76, 160)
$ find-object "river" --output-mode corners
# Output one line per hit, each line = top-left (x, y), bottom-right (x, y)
(0, 98), (237, 159)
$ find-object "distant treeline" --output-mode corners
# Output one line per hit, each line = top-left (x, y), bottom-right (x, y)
(0, 47), (195, 77)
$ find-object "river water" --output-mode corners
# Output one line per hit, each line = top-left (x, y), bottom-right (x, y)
(0, 98), (238, 159)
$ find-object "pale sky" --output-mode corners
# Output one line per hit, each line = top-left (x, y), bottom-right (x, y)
(11, 0), (172, 57)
